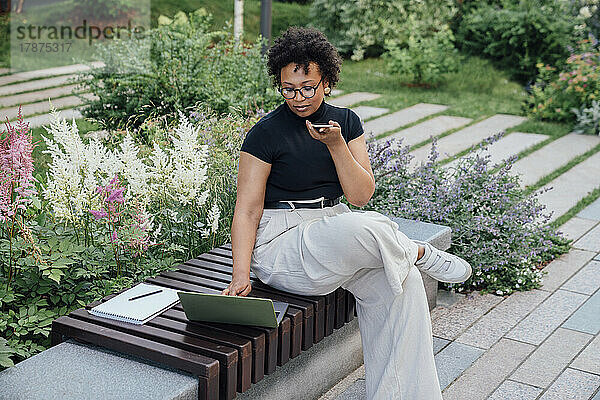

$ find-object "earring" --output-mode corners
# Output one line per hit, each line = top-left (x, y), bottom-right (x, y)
(324, 87), (331, 95)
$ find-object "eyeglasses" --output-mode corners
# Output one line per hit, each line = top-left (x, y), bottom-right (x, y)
(279, 76), (324, 100)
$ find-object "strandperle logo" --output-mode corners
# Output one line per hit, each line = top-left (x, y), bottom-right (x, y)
(15, 19), (146, 46)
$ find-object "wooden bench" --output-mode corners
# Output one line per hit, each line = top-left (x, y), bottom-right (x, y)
(0, 216), (450, 400)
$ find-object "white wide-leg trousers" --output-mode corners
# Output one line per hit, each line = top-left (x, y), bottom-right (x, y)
(250, 202), (443, 400)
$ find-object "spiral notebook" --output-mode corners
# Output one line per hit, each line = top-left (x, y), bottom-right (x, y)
(89, 283), (180, 325)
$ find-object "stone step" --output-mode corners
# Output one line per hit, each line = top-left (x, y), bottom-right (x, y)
(328, 92), (381, 108)
(0, 84), (81, 107)
(0, 62), (103, 87)
(535, 151), (600, 223)
(577, 197), (600, 221)
(377, 115), (472, 150)
(444, 132), (549, 171)
(510, 133), (600, 188)
(0, 74), (78, 97)
(0, 68), (11, 75)
(23, 108), (83, 129)
(0, 93), (96, 121)
(408, 114), (527, 169)
(330, 89), (343, 97)
(364, 103), (448, 139)
(351, 106), (388, 121)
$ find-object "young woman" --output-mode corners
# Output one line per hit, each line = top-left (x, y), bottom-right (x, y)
(221, 27), (471, 399)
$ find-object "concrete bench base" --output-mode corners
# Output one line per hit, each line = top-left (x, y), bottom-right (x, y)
(0, 339), (198, 400)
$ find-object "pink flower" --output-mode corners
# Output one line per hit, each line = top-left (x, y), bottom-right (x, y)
(0, 107), (37, 222)
(89, 209), (109, 220)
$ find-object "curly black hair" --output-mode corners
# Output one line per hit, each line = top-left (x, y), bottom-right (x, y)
(267, 27), (342, 91)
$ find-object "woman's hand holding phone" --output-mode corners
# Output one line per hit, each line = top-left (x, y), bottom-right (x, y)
(306, 120), (343, 147)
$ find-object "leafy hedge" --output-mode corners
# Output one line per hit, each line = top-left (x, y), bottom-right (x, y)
(455, 1), (577, 83)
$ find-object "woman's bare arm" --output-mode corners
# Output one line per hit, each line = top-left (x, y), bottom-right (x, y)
(221, 151), (271, 296)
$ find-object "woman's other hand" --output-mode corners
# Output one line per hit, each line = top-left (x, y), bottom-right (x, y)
(221, 275), (252, 296)
(306, 120), (343, 147)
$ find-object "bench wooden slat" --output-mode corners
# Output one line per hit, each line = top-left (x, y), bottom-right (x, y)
(346, 292), (356, 323)
(146, 276), (280, 376)
(52, 316), (220, 400)
(70, 308), (238, 399)
(162, 308), (265, 385)
(149, 316), (253, 392)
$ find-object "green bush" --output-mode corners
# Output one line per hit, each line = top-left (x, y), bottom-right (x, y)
(384, 18), (459, 86)
(455, 0), (577, 83)
(525, 38), (600, 122)
(309, 0), (457, 60)
(77, 8), (280, 131)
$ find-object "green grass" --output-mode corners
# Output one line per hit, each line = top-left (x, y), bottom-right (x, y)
(338, 56), (529, 119)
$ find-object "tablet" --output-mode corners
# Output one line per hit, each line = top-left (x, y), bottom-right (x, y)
(177, 291), (288, 328)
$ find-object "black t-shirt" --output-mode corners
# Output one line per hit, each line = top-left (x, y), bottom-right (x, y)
(240, 100), (364, 203)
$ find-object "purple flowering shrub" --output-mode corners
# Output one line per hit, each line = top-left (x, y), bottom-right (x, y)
(366, 134), (570, 295)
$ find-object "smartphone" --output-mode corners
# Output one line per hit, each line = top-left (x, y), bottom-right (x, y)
(311, 124), (334, 129)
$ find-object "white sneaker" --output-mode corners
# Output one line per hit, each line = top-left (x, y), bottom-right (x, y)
(414, 241), (472, 283)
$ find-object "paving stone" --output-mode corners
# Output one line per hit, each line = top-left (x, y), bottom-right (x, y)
(330, 89), (343, 97)
(363, 103), (448, 138)
(431, 292), (503, 341)
(535, 151), (600, 223)
(573, 224), (600, 253)
(377, 115), (472, 149)
(562, 260), (600, 295)
(0, 68), (10, 75)
(445, 132), (548, 171)
(510, 327), (592, 388)
(432, 336), (450, 354)
(511, 133), (600, 188)
(0, 84), (80, 107)
(558, 217), (599, 242)
(578, 197), (600, 221)
(571, 334), (600, 375)
(328, 92), (381, 108)
(0, 93), (96, 120)
(22, 108), (83, 129)
(505, 289), (589, 345)
(0, 62), (104, 86)
(487, 380), (543, 400)
(409, 114), (527, 168)
(434, 341), (484, 390)
(541, 249), (597, 292)
(0, 74), (78, 97)
(441, 338), (534, 400)
(538, 368), (600, 400)
(455, 289), (550, 349)
(562, 289), (600, 334)
(351, 106), (388, 121)
(333, 379), (366, 400)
